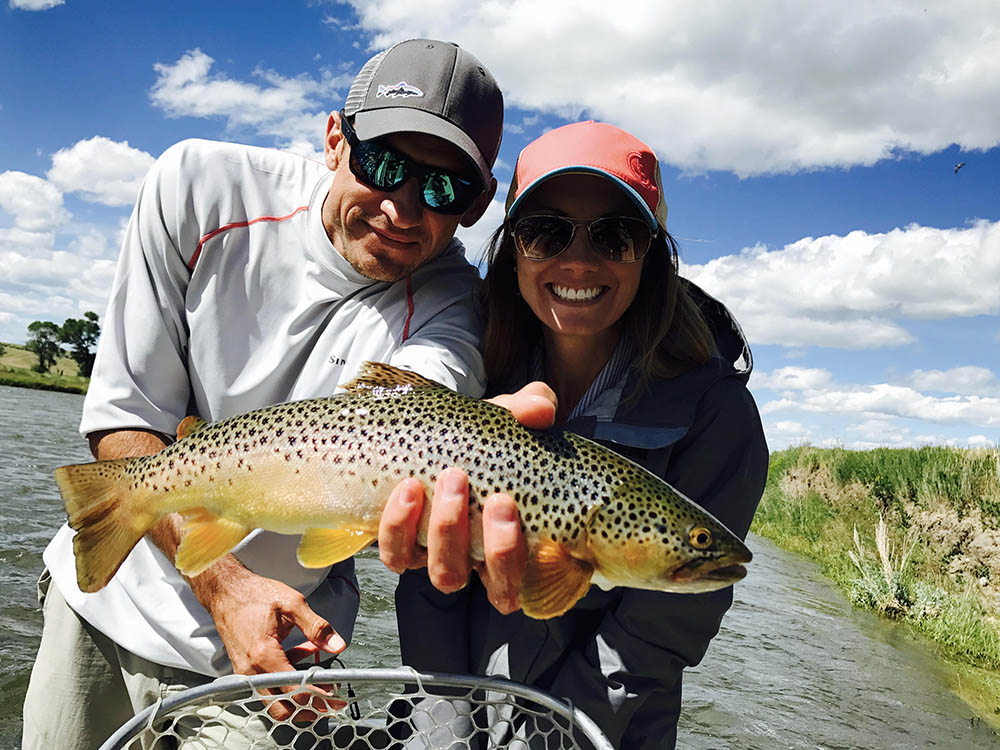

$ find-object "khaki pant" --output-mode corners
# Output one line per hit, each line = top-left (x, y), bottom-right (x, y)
(20, 570), (321, 750)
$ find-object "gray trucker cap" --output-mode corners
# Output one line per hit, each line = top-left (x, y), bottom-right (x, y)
(343, 39), (503, 189)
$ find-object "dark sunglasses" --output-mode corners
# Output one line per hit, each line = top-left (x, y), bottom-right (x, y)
(510, 215), (654, 263)
(339, 111), (482, 215)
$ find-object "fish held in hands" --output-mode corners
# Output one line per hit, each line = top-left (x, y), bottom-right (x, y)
(54, 362), (752, 618)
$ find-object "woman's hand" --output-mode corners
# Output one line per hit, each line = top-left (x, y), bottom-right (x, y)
(377, 381), (556, 611)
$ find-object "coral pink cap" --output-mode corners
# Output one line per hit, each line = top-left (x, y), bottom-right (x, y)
(505, 121), (667, 232)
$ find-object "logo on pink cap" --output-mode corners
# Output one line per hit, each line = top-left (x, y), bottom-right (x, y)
(627, 150), (657, 193)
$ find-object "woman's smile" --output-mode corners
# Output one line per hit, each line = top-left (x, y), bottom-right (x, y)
(548, 283), (608, 303)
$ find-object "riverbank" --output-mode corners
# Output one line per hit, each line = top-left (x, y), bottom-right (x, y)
(752, 445), (1000, 728)
(0, 342), (88, 394)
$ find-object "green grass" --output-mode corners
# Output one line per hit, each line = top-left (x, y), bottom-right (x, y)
(753, 445), (1000, 725)
(826, 446), (1000, 526)
(0, 342), (88, 394)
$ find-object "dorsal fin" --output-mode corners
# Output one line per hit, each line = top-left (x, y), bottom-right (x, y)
(176, 415), (209, 441)
(342, 361), (444, 393)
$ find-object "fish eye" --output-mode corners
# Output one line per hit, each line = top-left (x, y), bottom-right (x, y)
(689, 527), (712, 549)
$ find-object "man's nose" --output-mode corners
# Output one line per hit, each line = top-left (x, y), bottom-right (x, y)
(381, 177), (423, 229)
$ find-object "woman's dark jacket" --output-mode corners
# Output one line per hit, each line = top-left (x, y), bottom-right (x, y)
(394, 282), (769, 749)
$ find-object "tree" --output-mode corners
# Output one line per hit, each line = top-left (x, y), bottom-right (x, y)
(26, 321), (63, 374)
(0, 341), (5, 359)
(59, 311), (101, 377)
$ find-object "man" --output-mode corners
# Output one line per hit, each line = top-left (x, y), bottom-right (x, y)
(22, 38), (547, 749)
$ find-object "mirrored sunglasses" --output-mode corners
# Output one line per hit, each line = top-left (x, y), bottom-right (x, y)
(340, 111), (482, 215)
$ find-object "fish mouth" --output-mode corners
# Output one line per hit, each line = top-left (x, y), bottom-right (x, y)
(670, 554), (751, 584)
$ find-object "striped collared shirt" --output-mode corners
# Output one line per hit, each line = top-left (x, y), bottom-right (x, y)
(528, 337), (636, 421)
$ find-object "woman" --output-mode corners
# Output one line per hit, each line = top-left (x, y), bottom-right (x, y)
(396, 121), (768, 749)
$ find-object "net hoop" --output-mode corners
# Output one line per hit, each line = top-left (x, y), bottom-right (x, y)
(97, 667), (615, 750)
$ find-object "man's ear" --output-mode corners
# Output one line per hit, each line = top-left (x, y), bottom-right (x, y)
(325, 111), (345, 172)
(460, 176), (498, 228)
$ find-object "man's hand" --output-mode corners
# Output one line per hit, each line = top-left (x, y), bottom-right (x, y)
(378, 381), (557, 613)
(188, 551), (347, 720)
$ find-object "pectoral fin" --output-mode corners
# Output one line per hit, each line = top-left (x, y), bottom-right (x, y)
(297, 527), (377, 568)
(521, 538), (594, 620)
(175, 509), (251, 577)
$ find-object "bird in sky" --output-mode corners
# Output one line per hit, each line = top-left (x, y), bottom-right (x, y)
(954, 162), (966, 174)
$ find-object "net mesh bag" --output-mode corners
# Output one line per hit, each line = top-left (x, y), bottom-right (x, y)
(98, 667), (614, 750)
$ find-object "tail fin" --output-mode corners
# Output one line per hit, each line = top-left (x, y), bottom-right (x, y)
(54, 458), (156, 593)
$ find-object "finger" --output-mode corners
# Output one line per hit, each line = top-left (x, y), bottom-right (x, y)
(480, 493), (527, 614)
(263, 642), (349, 721)
(256, 654), (343, 721)
(379, 478), (425, 573)
(287, 599), (346, 655)
(256, 657), (300, 721)
(284, 639), (324, 664)
(231, 635), (295, 678)
(426, 468), (471, 593)
(487, 382), (557, 430)
(266, 684), (347, 722)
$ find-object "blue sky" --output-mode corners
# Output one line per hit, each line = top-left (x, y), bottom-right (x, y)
(1, 0), (998, 451)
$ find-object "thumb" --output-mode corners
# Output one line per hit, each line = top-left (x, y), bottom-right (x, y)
(486, 382), (556, 430)
(290, 600), (346, 655)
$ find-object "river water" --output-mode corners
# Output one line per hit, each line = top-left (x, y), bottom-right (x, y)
(0, 384), (997, 749)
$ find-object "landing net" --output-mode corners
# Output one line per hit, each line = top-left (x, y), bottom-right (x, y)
(97, 667), (615, 749)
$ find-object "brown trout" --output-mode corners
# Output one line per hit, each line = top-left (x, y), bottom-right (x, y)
(55, 362), (751, 619)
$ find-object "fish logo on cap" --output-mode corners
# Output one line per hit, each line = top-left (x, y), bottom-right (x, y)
(377, 81), (424, 98)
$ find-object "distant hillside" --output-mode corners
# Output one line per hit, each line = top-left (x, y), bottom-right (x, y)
(0, 342), (88, 394)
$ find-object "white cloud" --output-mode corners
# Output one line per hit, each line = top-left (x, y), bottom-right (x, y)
(0, 249), (116, 343)
(9, 0), (64, 9)
(66, 226), (119, 260)
(758, 380), (1000, 428)
(764, 420), (818, 448)
(841, 420), (995, 451)
(149, 49), (351, 151)
(0, 153), (128, 341)
(968, 435), (996, 448)
(0, 238), (115, 296)
(47, 137), (155, 207)
(275, 136), (323, 164)
(758, 399), (999, 451)
(343, 0), (1000, 175)
(0, 212), (120, 343)
(908, 366), (1000, 397)
(0, 226), (56, 257)
(752, 364), (1000, 448)
(752, 367), (833, 391)
(0, 171), (69, 232)
(455, 196), (506, 268)
(682, 220), (1000, 349)
(756, 367), (1000, 406)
